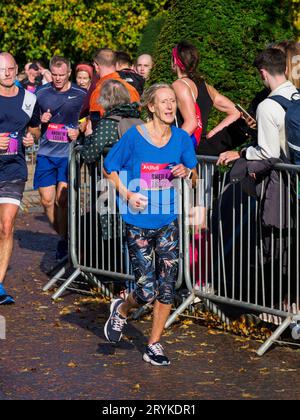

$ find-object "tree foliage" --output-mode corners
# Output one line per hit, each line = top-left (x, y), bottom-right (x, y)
(292, 0), (300, 40)
(137, 14), (167, 57)
(0, 0), (167, 67)
(151, 0), (294, 111)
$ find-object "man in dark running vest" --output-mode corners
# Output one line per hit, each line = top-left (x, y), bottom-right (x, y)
(0, 52), (41, 304)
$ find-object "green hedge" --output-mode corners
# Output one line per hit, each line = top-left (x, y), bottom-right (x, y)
(151, 0), (294, 112)
(137, 14), (167, 58)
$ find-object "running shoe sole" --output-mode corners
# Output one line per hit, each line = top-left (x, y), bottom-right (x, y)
(0, 295), (15, 305)
(143, 353), (171, 366)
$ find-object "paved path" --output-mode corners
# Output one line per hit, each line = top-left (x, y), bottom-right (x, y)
(0, 212), (300, 400)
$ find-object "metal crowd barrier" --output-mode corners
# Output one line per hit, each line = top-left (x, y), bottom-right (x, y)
(43, 146), (300, 355)
(166, 156), (300, 356)
(43, 144), (184, 301)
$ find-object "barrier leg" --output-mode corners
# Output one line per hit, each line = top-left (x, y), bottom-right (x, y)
(83, 273), (115, 300)
(51, 268), (82, 300)
(46, 256), (68, 277)
(131, 304), (152, 320)
(43, 265), (67, 292)
(257, 316), (293, 356)
(165, 292), (195, 329)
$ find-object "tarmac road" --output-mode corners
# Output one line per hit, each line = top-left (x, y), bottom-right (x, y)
(0, 212), (299, 400)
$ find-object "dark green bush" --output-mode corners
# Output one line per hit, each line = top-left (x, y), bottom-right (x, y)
(137, 14), (167, 58)
(151, 0), (294, 113)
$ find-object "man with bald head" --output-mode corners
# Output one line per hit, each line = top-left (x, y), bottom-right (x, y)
(136, 54), (154, 81)
(0, 52), (40, 304)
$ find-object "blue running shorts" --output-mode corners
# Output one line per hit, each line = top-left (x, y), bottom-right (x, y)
(34, 155), (69, 189)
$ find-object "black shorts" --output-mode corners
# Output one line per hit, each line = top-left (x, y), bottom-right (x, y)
(0, 180), (26, 206)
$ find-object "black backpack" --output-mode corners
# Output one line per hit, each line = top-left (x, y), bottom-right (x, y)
(269, 89), (300, 165)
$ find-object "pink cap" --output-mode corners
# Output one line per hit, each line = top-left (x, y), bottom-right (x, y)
(76, 64), (93, 79)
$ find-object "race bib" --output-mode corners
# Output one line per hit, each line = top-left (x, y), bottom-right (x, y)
(46, 123), (69, 143)
(0, 132), (19, 156)
(26, 85), (36, 94)
(140, 162), (176, 190)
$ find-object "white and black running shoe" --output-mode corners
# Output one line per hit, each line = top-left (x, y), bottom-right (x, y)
(104, 298), (127, 343)
(143, 342), (170, 366)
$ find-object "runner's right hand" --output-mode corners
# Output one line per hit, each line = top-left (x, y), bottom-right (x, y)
(41, 109), (52, 124)
(0, 136), (10, 151)
(128, 192), (148, 211)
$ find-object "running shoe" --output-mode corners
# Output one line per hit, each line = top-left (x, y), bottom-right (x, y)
(143, 342), (170, 366)
(104, 298), (127, 343)
(0, 284), (15, 305)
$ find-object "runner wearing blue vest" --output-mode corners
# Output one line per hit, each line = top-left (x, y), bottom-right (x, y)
(0, 52), (40, 304)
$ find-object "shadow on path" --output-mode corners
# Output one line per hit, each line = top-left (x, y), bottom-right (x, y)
(61, 301), (148, 357)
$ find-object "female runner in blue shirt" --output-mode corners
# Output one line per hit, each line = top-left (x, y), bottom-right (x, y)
(103, 83), (197, 366)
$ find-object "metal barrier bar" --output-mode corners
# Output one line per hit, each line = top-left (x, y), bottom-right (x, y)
(168, 156), (300, 355)
(44, 146), (300, 355)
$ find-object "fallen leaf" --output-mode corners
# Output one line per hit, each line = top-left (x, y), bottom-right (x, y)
(67, 361), (78, 368)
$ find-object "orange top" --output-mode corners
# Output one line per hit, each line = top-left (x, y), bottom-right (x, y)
(89, 72), (140, 116)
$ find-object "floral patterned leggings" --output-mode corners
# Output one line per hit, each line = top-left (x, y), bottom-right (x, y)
(126, 220), (179, 305)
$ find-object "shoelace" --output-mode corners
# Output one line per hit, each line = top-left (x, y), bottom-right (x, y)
(112, 313), (127, 332)
(149, 343), (164, 356)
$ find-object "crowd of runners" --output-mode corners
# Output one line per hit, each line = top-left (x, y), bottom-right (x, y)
(0, 40), (299, 366)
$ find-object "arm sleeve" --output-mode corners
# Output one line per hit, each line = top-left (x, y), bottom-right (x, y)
(81, 120), (118, 164)
(104, 130), (133, 174)
(246, 100), (281, 160)
(180, 131), (198, 169)
(28, 101), (41, 128)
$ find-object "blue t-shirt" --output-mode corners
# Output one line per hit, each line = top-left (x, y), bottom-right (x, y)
(104, 125), (198, 229)
(36, 83), (86, 158)
(0, 88), (40, 182)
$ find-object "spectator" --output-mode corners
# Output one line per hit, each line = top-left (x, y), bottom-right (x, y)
(103, 83), (197, 366)
(36, 60), (53, 85)
(217, 48), (299, 165)
(75, 63), (93, 90)
(89, 48), (140, 119)
(136, 53), (153, 81)
(281, 41), (300, 89)
(20, 62), (42, 94)
(82, 79), (141, 164)
(116, 51), (145, 95)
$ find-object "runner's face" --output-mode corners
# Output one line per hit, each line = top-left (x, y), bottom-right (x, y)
(0, 56), (17, 88)
(149, 88), (177, 124)
(76, 71), (91, 90)
(136, 56), (153, 80)
(51, 64), (71, 91)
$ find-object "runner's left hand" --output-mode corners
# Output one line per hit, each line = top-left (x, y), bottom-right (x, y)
(23, 133), (35, 147)
(68, 128), (80, 142)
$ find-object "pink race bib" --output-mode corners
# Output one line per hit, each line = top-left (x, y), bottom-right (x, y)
(27, 85), (36, 94)
(46, 123), (68, 143)
(0, 132), (19, 155)
(140, 162), (175, 190)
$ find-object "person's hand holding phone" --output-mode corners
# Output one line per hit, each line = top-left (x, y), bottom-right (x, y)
(244, 115), (257, 130)
(235, 104), (257, 129)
